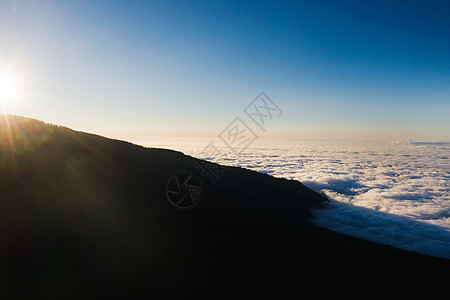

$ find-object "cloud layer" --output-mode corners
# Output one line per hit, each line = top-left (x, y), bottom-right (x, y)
(131, 138), (450, 258)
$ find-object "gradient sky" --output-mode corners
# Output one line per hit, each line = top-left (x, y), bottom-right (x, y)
(1, 0), (449, 141)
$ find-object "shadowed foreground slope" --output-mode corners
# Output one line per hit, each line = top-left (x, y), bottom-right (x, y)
(0, 115), (448, 299)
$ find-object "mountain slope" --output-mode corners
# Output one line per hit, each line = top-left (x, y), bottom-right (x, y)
(0, 115), (448, 299)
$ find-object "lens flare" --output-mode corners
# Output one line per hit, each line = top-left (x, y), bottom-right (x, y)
(0, 72), (18, 103)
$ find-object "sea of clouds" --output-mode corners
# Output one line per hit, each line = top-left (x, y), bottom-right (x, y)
(129, 137), (450, 259)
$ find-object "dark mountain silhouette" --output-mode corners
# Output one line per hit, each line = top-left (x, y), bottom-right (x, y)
(0, 115), (448, 299)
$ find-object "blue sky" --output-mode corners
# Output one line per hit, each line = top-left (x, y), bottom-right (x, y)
(0, 0), (449, 140)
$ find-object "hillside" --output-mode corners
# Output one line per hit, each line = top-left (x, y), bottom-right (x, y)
(0, 115), (448, 299)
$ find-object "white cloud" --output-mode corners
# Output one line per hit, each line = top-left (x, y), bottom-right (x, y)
(311, 199), (450, 259)
(131, 138), (450, 259)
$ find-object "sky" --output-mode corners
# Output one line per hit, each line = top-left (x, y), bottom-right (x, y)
(0, 0), (449, 141)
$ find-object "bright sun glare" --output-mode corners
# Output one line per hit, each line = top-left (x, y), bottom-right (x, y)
(0, 72), (18, 103)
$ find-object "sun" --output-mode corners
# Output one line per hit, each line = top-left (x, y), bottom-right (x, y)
(0, 71), (18, 103)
